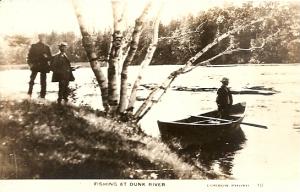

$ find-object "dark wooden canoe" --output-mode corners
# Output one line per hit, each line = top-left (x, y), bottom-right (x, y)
(157, 102), (246, 142)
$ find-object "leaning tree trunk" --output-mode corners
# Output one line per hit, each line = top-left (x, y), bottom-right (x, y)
(127, 3), (163, 113)
(118, 1), (152, 113)
(108, 0), (125, 114)
(134, 18), (266, 120)
(72, 0), (109, 110)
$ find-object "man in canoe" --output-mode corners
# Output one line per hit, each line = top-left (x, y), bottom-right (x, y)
(216, 77), (233, 119)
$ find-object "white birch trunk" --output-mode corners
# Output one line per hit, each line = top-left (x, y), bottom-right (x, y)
(127, 3), (163, 113)
(134, 18), (265, 119)
(72, 0), (109, 110)
(118, 1), (153, 113)
(108, 0), (125, 114)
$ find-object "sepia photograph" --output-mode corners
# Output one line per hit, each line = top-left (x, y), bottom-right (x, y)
(0, 0), (299, 191)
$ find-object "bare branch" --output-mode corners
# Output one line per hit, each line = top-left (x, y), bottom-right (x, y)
(158, 21), (206, 41)
(137, 74), (175, 122)
(134, 17), (269, 120)
(185, 18), (266, 66)
(183, 40), (266, 73)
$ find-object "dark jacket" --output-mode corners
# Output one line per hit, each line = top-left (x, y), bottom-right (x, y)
(27, 42), (52, 73)
(50, 52), (75, 82)
(216, 85), (233, 107)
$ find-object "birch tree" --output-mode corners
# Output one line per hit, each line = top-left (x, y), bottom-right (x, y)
(72, 0), (275, 123)
(72, 0), (161, 117)
(72, 0), (109, 110)
(118, 1), (153, 113)
(127, 2), (163, 113)
(133, 18), (271, 120)
(107, 0), (126, 113)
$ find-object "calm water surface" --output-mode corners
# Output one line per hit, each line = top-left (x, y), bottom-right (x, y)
(0, 64), (299, 179)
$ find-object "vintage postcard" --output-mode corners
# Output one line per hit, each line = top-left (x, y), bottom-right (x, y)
(0, 0), (299, 191)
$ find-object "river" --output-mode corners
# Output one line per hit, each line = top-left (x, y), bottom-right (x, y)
(0, 64), (299, 180)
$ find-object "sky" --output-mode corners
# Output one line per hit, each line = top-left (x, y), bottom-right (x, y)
(0, 0), (298, 37)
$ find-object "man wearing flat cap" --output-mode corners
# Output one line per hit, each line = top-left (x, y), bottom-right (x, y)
(27, 34), (52, 98)
(50, 42), (75, 104)
(216, 77), (233, 119)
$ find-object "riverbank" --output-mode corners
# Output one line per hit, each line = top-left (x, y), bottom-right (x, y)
(0, 97), (226, 179)
(1, 63), (300, 71)
(0, 62), (91, 71)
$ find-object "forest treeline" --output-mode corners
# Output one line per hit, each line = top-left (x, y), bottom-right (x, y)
(0, 1), (299, 66)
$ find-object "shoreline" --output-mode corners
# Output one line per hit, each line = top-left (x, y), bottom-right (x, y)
(0, 96), (227, 179)
(1, 63), (300, 71)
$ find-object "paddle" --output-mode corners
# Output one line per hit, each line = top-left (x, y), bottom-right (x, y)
(191, 115), (268, 129)
(238, 122), (268, 129)
(71, 66), (81, 71)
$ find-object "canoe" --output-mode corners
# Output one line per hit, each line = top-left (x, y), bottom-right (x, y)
(157, 102), (246, 142)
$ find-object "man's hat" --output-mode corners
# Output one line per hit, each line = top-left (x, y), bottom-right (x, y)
(220, 77), (229, 82)
(38, 34), (46, 38)
(58, 42), (68, 47)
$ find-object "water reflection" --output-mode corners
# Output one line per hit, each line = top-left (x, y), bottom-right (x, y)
(161, 127), (246, 177)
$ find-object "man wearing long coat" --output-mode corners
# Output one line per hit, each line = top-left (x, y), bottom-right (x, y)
(27, 34), (52, 98)
(216, 77), (233, 119)
(50, 42), (74, 104)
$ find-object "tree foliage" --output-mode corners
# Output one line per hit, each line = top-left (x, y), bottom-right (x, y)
(150, 1), (300, 65)
(1, 1), (299, 66)
(71, 1), (298, 66)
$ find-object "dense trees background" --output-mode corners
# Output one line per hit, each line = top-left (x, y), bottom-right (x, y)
(0, 1), (299, 66)
(150, 1), (300, 65)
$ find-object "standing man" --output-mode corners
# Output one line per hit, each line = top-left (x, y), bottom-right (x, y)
(27, 34), (52, 98)
(51, 42), (75, 104)
(216, 77), (233, 119)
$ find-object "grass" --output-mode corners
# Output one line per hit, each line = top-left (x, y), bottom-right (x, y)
(0, 97), (226, 179)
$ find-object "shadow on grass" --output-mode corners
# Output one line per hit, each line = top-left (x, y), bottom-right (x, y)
(0, 99), (177, 179)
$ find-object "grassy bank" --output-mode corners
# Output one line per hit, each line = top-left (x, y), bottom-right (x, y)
(0, 97), (225, 179)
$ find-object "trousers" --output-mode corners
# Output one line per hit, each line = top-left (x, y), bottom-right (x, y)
(218, 104), (231, 119)
(27, 71), (47, 98)
(58, 80), (70, 103)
